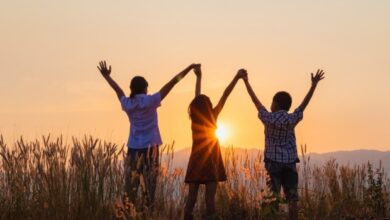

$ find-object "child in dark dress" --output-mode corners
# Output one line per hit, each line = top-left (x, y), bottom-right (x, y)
(184, 65), (247, 220)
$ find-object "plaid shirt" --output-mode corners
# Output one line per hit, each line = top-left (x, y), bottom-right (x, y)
(258, 107), (303, 163)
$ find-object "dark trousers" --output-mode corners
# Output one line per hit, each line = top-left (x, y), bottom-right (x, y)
(265, 161), (299, 220)
(124, 146), (159, 206)
(265, 160), (299, 202)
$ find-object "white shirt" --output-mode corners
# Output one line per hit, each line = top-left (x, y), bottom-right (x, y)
(120, 92), (162, 149)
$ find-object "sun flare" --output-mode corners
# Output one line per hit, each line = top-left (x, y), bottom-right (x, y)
(216, 122), (229, 142)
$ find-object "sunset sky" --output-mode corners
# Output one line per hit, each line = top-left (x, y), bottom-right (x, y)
(1, 1), (389, 153)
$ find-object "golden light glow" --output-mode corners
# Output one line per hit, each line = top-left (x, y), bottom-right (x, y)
(1, 1), (389, 153)
(216, 122), (229, 142)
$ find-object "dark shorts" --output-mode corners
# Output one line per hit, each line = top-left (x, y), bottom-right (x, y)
(265, 160), (299, 201)
(127, 146), (159, 173)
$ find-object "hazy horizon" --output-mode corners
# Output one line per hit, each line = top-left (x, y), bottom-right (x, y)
(1, 1), (389, 153)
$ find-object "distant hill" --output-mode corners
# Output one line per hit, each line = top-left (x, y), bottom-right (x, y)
(306, 149), (390, 175)
(163, 148), (390, 176)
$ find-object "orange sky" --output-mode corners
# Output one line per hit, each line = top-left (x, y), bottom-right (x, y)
(0, 1), (389, 153)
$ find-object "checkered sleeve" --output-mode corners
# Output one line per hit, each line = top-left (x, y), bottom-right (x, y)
(258, 107), (271, 124)
(291, 107), (303, 125)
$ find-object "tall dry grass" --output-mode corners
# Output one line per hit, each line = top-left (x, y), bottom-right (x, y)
(0, 135), (389, 220)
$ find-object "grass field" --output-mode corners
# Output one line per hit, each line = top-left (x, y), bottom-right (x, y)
(0, 135), (389, 220)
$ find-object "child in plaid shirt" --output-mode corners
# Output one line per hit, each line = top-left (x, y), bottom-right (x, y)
(242, 69), (325, 220)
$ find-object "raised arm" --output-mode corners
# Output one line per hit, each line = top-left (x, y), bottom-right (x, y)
(194, 64), (201, 97)
(97, 61), (125, 100)
(213, 69), (246, 117)
(242, 71), (265, 111)
(159, 64), (196, 101)
(298, 69), (325, 112)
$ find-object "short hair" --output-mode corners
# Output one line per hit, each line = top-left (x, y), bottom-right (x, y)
(130, 76), (148, 98)
(273, 91), (292, 111)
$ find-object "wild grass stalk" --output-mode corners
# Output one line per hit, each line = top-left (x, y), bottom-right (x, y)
(0, 135), (389, 219)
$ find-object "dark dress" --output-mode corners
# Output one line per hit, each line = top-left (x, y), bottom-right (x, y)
(184, 116), (227, 183)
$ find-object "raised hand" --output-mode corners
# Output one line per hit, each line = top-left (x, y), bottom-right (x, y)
(97, 60), (124, 99)
(311, 69), (325, 85)
(97, 61), (112, 77)
(160, 63), (198, 101)
(193, 64), (201, 77)
(299, 69), (326, 111)
(213, 68), (247, 116)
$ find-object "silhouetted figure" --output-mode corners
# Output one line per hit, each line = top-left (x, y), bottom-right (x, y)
(243, 69), (325, 220)
(97, 61), (197, 207)
(184, 66), (247, 220)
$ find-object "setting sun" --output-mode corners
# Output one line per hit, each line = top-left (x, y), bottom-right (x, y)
(216, 122), (229, 142)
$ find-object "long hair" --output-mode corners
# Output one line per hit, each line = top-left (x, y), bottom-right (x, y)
(130, 76), (148, 98)
(188, 95), (216, 130)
